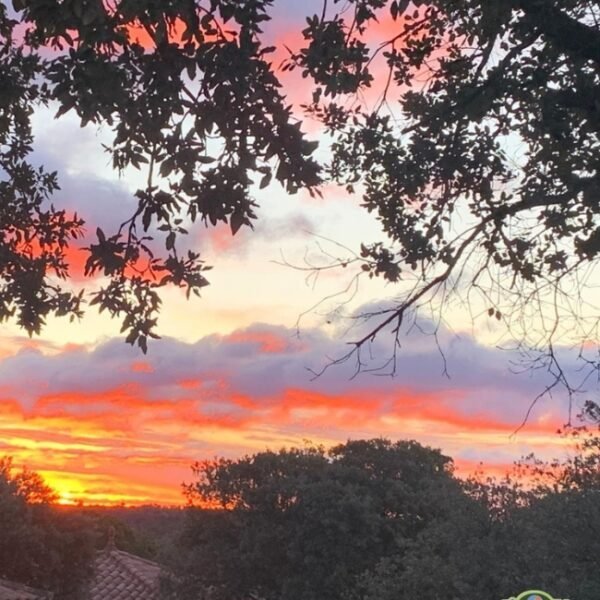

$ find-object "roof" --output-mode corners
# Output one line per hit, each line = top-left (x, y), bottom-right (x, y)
(87, 547), (165, 600)
(0, 579), (53, 600)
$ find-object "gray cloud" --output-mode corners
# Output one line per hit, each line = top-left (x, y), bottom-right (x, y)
(0, 314), (586, 428)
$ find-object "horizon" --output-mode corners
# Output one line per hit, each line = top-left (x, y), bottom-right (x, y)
(1, 0), (595, 508)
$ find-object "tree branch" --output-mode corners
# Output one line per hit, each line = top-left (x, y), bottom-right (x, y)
(518, 0), (600, 66)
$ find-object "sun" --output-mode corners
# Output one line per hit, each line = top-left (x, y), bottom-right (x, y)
(56, 490), (76, 506)
(40, 471), (87, 505)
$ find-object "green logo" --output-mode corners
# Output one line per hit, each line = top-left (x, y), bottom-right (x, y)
(504, 591), (568, 600)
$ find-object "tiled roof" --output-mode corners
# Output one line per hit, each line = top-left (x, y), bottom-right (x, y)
(0, 579), (53, 600)
(87, 547), (164, 600)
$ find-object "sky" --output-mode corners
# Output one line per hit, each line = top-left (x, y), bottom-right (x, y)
(0, 1), (595, 506)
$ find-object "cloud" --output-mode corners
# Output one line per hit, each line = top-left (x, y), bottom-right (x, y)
(194, 211), (317, 258)
(0, 311), (585, 505)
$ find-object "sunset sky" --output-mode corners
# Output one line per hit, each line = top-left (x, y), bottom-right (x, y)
(0, 1), (590, 506)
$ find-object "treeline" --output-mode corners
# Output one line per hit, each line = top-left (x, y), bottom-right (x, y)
(170, 434), (600, 600)
(0, 457), (93, 599)
(0, 459), (182, 599)
(1, 433), (599, 600)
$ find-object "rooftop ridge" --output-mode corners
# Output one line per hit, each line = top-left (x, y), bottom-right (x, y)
(89, 546), (164, 600)
(112, 549), (166, 572)
(110, 549), (162, 592)
(108, 552), (155, 595)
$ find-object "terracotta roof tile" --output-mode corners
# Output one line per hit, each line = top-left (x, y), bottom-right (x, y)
(0, 579), (53, 600)
(87, 548), (164, 600)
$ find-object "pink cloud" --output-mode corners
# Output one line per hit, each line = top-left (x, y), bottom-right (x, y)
(0, 316), (583, 505)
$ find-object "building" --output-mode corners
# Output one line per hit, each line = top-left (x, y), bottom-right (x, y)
(0, 529), (169, 600)
(86, 529), (167, 600)
(0, 579), (53, 600)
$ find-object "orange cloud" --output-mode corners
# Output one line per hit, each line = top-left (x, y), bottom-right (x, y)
(453, 458), (517, 480)
(62, 244), (89, 280)
(178, 378), (202, 389)
(131, 360), (154, 373)
(0, 336), (571, 507)
(225, 329), (291, 354)
(204, 223), (239, 253)
(388, 394), (563, 436)
(14, 234), (88, 281)
(0, 382), (567, 506)
(124, 16), (237, 50)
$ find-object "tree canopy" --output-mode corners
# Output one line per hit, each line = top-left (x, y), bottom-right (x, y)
(1, 0), (320, 350)
(291, 0), (600, 397)
(0, 458), (179, 598)
(1, 0), (599, 375)
(172, 432), (600, 600)
(179, 438), (465, 600)
(0, 457), (96, 599)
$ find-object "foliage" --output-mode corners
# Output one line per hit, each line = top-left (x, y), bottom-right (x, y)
(4, 435), (600, 599)
(284, 0), (600, 399)
(173, 433), (600, 600)
(177, 439), (466, 600)
(2, 0), (597, 351)
(2, 0), (320, 350)
(0, 4), (84, 336)
(3, 0), (600, 376)
(0, 457), (96, 600)
(80, 504), (186, 562)
(353, 429), (600, 600)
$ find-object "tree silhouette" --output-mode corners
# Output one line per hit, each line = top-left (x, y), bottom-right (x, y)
(1, 0), (320, 351)
(173, 433), (600, 600)
(178, 439), (463, 600)
(285, 0), (600, 416)
(2, 0), (599, 384)
(0, 457), (96, 599)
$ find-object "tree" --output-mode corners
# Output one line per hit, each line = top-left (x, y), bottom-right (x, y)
(350, 429), (600, 600)
(176, 439), (467, 600)
(3, 0), (600, 395)
(288, 0), (600, 409)
(171, 434), (600, 599)
(1, 0), (320, 351)
(470, 430), (600, 599)
(0, 457), (96, 599)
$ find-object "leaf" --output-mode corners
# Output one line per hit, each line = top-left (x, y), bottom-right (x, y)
(142, 209), (152, 232)
(186, 62), (197, 80)
(259, 172), (272, 189)
(398, 0), (410, 16)
(138, 335), (148, 354)
(230, 210), (245, 235)
(55, 98), (76, 120)
(166, 231), (176, 251)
